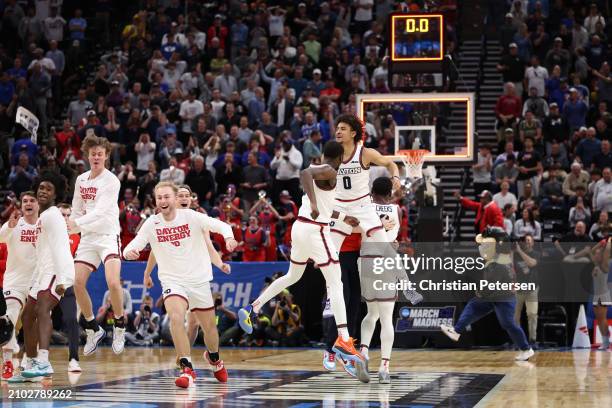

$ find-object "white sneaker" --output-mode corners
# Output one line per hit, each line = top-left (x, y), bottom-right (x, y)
(67, 359), (82, 373)
(84, 327), (106, 356)
(403, 289), (424, 305)
(597, 337), (610, 351)
(440, 324), (460, 341)
(378, 368), (391, 384)
(19, 356), (32, 371)
(323, 351), (336, 371)
(112, 326), (126, 354)
(515, 348), (535, 361)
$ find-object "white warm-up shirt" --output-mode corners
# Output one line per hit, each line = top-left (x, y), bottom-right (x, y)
(71, 169), (121, 235)
(124, 210), (234, 285)
(374, 202), (400, 242)
(0, 218), (38, 289)
(35, 206), (75, 287)
(298, 165), (337, 224)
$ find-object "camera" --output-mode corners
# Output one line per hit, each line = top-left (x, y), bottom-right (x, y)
(279, 300), (286, 308)
(214, 298), (222, 307)
(143, 305), (151, 313)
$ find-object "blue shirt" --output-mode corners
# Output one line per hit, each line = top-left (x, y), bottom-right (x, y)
(6, 67), (26, 81)
(161, 42), (182, 60)
(0, 80), (14, 105)
(69, 17), (87, 40)
(576, 138), (601, 168)
(11, 138), (39, 166)
(288, 78), (308, 99)
(563, 100), (588, 129)
(230, 23), (248, 47)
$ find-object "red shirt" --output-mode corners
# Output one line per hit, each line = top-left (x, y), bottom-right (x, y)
(0, 243), (7, 286)
(69, 234), (81, 257)
(460, 198), (505, 233)
(243, 227), (266, 262)
(55, 130), (81, 162)
(340, 233), (362, 252)
(495, 95), (522, 118)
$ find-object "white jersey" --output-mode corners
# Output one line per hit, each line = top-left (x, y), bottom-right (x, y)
(374, 202), (401, 242)
(336, 144), (371, 202)
(0, 218), (37, 289)
(34, 207), (75, 287)
(298, 164), (337, 223)
(124, 210), (234, 286)
(71, 168), (121, 235)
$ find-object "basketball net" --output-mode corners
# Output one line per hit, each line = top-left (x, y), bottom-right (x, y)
(397, 149), (429, 180)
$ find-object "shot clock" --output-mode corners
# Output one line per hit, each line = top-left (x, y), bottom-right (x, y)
(391, 14), (444, 61)
(388, 13), (447, 90)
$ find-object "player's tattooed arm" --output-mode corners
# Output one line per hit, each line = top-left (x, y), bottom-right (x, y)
(363, 148), (401, 190)
(300, 165), (336, 220)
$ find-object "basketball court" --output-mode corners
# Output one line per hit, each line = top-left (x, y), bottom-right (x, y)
(1, 347), (610, 406)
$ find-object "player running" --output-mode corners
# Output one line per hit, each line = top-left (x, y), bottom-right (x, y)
(20, 172), (75, 379)
(68, 135), (126, 355)
(0, 192), (38, 380)
(124, 182), (237, 388)
(237, 141), (369, 382)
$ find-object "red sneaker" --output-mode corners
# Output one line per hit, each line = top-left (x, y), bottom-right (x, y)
(204, 351), (228, 383)
(175, 366), (196, 388)
(2, 360), (14, 380)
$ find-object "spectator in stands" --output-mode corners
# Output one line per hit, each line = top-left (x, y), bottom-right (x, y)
(302, 130), (322, 169)
(496, 132), (520, 163)
(517, 180), (539, 211)
(216, 151), (243, 195)
(593, 167), (612, 217)
(545, 37), (571, 78)
(67, 89), (93, 126)
(8, 153), (37, 196)
(495, 153), (519, 191)
(514, 208), (542, 240)
(540, 164), (565, 212)
(43, 6), (66, 43)
(159, 156), (185, 185)
(595, 119), (611, 141)
(569, 196), (591, 228)
(542, 102), (569, 155)
(503, 203), (515, 236)
(589, 211), (610, 241)
(522, 87), (549, 120)
(513, 234), (540, 345)
(472, 145), (493, 197)
(517, 137), (542, 197)
(555, 221), (592, 263)
(524, 56), (548, 97)
(519, 110), (543, 145)
(592, 140), (612, 170)
(455, 190), (504, 233)
(493, 180), (518, 211)
(270, 136), (303, 205)
(495, 83), (522, 141)
(592, 62), (612, 110)
(68, 8), (86, 42)
(543, 141), (570, 170)
(576, 127), (601, 168)
(271, 292), (307, 347)
(185, 155), (214, 209)
(563, 88), (588, 131)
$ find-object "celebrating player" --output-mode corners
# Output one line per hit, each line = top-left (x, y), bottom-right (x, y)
(237, 141), (369, 383)
(20, 172), (75, 378)
(124, 182), (237, 388)
(330, 114), (401, 252)
(0, 192), (38, 380)
(358, 177), (422, 384)
(68, 135), (126, 355)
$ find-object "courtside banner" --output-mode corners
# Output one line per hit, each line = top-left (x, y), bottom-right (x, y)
(395, 306), (456, 332)
(87, 262), (289, 312)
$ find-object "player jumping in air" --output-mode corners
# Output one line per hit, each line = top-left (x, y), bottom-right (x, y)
(237, 141), (369, 383)
(68, 135), (126, 355)
(20, 173), (75, 379)
(124, 182), (238, 388)
(0, 192), (38, 380)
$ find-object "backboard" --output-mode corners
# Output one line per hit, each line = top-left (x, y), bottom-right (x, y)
(356, 92), (476, 166)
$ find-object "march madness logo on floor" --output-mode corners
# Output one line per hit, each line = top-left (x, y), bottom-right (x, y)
(396, 306), (456, 332)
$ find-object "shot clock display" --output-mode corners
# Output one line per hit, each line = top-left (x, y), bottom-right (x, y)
(391, 14), (444, 62)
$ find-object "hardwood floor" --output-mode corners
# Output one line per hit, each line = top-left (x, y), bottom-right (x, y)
(1, 347), (611, 407)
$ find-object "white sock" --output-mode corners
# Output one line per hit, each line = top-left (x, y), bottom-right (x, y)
(338, 327), (349, 342)
(38, 349), (49, 363)
(360, 346), (369, 360)
(380, 358), (390, 371)
(2, 350), (12, 363)
(85, 315), (94, 322)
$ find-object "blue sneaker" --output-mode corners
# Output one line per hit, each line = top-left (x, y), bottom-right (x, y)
(323, 351), (336, 371)
(336, 355), (357, 378)
(21, 359), (53, 378)
(332, 336), (369, 383)
(238, 305), (254, 334)
(8, 373), (42, 383)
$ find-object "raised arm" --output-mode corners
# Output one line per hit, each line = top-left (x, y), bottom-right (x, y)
(363, 147), (400, 190)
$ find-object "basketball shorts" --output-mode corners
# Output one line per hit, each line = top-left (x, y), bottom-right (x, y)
(359, 255), (399, 302)
(28, 272), (61, 302)
(3, 287), (28, 308)
(162, 281), (214, 311)
(331, 198), (384, 238)
(75, 233), (122, 271)
(290, 218), (339, 267)
(592, 282), (612, 306)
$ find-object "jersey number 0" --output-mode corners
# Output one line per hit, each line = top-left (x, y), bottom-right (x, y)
(342, 176), (352, 190)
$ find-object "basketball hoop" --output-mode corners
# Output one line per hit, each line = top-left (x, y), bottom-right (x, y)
(397, 149), (429, 180)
